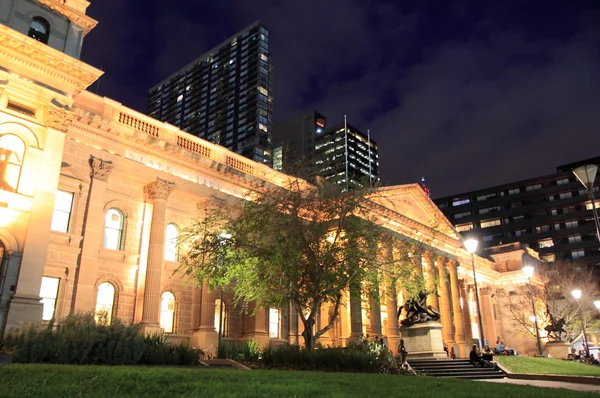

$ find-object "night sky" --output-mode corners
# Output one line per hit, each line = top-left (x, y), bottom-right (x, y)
(80, 0), (600, 198)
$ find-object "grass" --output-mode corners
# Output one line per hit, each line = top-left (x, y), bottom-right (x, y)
(496, 356), (600, 377)
(1, 364), (599, 398)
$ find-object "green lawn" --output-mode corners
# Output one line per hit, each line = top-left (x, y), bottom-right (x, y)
(496, 356), (600, 377)
(1, 364), (598, 398)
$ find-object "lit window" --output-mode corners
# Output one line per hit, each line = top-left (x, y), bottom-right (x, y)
(455, 222), (473, 232)
(51, 190), (74, 233)
(557, 178), (569, 185)
(480, 218), (501, 228)
(0, 134), (25, 192)
(568, 235), (582, 243)
(39, 277), (60, 321)
(103, 209), (124, 250)
(260, 53), (268, 62)
(508, 188), (520, 195)
(454, 211), (471, 219)
(95, 282), (115, 325)
(257, 86), (268, 96)
(160, 291), (176, 333)
(164, 223), (180, 261)
(214, 299), (228, 337)
(586, 201), (600, 210)
(28, 17), (50, 44)
(177, 94), (183, 103)
(559, 192), (572, 200)
(538, 239), (554, 248)
(269, 308), (280, 339)
(452, 198), (470, 206)
(258, 123), (268, 132)
(542, 254), (556, 262)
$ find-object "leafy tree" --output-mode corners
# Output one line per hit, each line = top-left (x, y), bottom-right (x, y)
(177, 175), (429, 350)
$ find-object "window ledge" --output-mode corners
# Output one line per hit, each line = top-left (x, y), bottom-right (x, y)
(98, 248), (140, 263)
(49, 231), (83, 248)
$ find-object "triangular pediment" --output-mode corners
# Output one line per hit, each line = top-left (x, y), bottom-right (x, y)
(369, 184), (460, 240)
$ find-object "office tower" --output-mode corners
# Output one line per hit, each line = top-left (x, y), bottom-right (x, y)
(147, 21), (273, 164)
(434, 156), (600, 266)
(273, 112), (379, 188)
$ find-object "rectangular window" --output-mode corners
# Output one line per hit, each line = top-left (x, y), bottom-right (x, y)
(557, 178), (569, 185)
(39, 276), (60, 321)
(455, 222), (473, 232)
(566, 221), (578, 228)
(568, 235), (582, 243)
(269, 308), (280, 339)
(572, 249), (585, 259)
(508, 188), (520, 195)
(452, 198), (470, 206)
(480, 218), (501, 228)
(454, 211), (471, 220)
(586, 201), (600, 210)
(483, 235), (493, 242)
(559, 192), (572, 199)
(538, 239), (554, 248)
(51, 190), (74, 233)
(525, 184), (542, 191)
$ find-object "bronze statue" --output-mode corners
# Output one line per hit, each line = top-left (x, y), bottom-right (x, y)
(544, 305), (566, 341)
(399, 290), (441, 326)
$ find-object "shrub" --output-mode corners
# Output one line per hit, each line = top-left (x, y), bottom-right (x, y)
(217, 340), (260, 362)
(1, 313), (195, 366)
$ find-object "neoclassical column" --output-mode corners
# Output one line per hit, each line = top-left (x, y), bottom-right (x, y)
(288, 304), (300, 345)
(349, 281), (363, 341)
(480, 286), (496, 346)
(423, 251), (439, 312)
(448, 260), (467, 357)
(384, 243), (400, 354)
(368, 290), (382, 337)
(459, 279), (474, 344)
(140, 178), (175, 332)
(435, 256), (454, 348)
(190, 284), (202, 331)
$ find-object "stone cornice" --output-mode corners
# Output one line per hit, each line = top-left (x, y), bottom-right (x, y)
(0, 25), (103, 96)
(47, 99), (74, 132)
(38, 0), (98, 35)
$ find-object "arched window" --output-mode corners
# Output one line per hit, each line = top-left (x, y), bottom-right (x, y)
(95, 282), (115, 325)
(214, 298), (228, 337)
(164, 223), (180, 261)
(269, 308), (281, 339)
(103, 208), (124, 250)
(28, 17), (50, 44)
(160, 291), (176, 333)
(0, 134), (25, 193)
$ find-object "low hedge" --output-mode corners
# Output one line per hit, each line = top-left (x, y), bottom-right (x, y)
(1, 313), (200, 366)
(219, 339), (398, 373)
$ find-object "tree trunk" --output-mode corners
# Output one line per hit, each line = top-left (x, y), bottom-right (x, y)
(301, 316), (316, 350)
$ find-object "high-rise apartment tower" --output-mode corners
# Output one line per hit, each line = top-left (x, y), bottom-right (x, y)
(147, 21), (273, 164)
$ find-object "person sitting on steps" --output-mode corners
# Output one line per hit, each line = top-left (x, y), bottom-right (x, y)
(470, 344), (496, 368)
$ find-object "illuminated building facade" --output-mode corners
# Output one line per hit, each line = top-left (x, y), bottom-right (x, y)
(0, 0), (554, 358)
(147, 21), (273, 165)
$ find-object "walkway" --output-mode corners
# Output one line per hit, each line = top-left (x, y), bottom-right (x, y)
(479, 378), (600, 392)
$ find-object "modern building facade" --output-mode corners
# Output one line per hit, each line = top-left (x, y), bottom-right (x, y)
(147, 21), (273, 165)
(434, 157), (600, 266)
(0, 0), (566, 359)
(273, 112), (379, 188)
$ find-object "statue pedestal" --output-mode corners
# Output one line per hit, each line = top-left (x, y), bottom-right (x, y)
(400, 321), (447, 359)
(545, 341), (571, 359)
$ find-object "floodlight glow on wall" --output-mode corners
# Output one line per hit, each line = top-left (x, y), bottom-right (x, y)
(464, 239), (478, 254)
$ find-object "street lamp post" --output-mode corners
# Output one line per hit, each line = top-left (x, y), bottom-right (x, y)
(523, 265), (543, 356)
(464, 238), (485, 349)
(572, 289), (590, 358)
(573, 164), (600, 243)
(217, 232), (232, 355)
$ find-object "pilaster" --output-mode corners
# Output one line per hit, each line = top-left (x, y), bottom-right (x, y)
(349, 282), (363, 341)
(448, 260), (467, 358)
(423, 251), (439, 312)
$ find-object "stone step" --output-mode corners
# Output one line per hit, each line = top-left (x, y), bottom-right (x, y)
(407, 358), (505, 380)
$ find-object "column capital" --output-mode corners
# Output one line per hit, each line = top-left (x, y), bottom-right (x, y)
(480, 286), (493, 295)
(434, 255), (448, 269)
(145, 178), (175, 201)
(447, 259), (459, 273)
(89, 155), (113, 181)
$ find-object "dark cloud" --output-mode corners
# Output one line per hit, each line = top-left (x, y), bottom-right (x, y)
(80, 0), (600, 198)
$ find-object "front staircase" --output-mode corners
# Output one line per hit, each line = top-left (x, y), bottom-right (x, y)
(407, 359), (505, 379)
